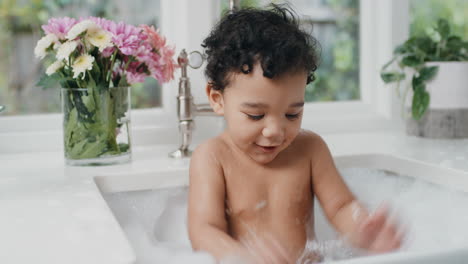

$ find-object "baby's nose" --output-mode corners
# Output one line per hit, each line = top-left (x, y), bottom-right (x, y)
(262, 119), (284, 141)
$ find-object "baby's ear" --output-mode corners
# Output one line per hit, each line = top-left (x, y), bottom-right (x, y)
(206, 83), (224, 115)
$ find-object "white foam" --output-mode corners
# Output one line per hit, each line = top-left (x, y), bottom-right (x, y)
(103, 168), (468, 263)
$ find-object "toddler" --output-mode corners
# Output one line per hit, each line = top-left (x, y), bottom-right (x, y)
(188, 4), (403, 263)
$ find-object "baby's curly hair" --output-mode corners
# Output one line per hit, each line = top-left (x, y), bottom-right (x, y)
(202, 4), (319, 91)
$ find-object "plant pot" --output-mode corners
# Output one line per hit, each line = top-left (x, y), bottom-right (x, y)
(61, 87), (132, 166)
(406, 62), (468, 138)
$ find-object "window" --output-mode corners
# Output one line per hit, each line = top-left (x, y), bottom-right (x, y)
(1, 0), (410, 153)
(0, 0), (161, 116)
(220, 0), (360, 103)
(410, 0), (468, 37)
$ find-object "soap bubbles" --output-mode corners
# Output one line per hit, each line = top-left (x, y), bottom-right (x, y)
(103, 168), (468, 263)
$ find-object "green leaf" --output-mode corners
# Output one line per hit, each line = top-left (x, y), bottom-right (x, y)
(82, 89), (96, 113)
(118, 143), (130, 153)
(78, 138), (108, 159)
(447, 36), (463, 49)
(403, 37), (418, 52)
(62, 87), (128, 160)
(381, 72), (405, 83)
(117, 74), (129, 87)
(401, 55), (422, 67)
(71, 90), (94, 123)
(87, 71), (97, 89)
(36, 73), (61, 89)
(412, 89), (430, 120)
(437, 19), (450, 39)
(394, 44), (408, 54)
(68, 138), (88, 158)
(418, 66), (438, 82)
(412, 75), (424, 91)
(414, 37), (435, 55)
(64, 108), (78, 147)
(91, 61), (102, 85)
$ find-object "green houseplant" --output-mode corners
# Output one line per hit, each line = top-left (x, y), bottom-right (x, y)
(381, 19), (468, 120)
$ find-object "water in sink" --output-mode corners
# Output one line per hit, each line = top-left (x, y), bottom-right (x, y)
(102, 168), (468, 264)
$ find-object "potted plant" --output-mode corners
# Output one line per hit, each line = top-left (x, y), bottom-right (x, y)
(381, 18), (468, 138)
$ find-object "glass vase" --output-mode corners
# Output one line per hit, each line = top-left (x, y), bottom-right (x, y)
(61, 87), (132, 166)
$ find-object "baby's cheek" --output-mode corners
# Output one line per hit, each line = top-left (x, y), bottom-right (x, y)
(231, 128), (256, 146)
(286, 127), (301, 143)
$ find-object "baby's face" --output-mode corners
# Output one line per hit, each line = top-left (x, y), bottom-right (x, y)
(221, 64), (307, 164)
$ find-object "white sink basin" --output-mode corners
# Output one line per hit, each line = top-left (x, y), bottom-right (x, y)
(94, 153), (468, 264)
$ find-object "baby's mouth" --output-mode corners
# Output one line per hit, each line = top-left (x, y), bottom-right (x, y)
(255, 143), (279, 153)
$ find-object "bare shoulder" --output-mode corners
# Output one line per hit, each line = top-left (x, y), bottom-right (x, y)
(291, 129), (331, 162)
(294, 129), (327, 149)
(191, 136), (228, 165)
(190, 135), (229, 180)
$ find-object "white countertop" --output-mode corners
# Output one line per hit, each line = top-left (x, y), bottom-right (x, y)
(2, 131), (468, 264)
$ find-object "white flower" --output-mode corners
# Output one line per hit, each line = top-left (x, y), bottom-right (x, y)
(34, 34), (58, 59)
(86, 27), (113, 51)
(56, 41), (78, 61)
(46, 60), (64, 76)
(72, 54), (95, 79)
(66, 20), (96, 40)
(53, 41), (61, 50)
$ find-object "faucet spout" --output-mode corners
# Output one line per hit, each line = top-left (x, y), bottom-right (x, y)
(169, 49), (218, 158)
(195, 103), (215, 116)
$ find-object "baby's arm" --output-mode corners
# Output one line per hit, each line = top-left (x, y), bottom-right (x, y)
(188, 142), (245, 260)
(310, 135), (403, 253)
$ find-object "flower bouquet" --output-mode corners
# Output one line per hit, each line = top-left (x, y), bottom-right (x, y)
(35, 17), (177, 165)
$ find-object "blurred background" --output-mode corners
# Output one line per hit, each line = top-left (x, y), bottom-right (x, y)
(0, 0), (467, 116)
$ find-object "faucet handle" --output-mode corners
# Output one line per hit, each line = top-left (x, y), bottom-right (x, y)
(187, 51), (205, 69)
(178, 49), (205, 69)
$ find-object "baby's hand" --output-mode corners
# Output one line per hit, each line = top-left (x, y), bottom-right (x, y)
(349, 204), (404, 253)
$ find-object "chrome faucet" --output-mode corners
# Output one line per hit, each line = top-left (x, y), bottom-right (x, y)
(169, 0), (240, 158)
(169, 50), (217, 158)
(0, 105), (5, 113)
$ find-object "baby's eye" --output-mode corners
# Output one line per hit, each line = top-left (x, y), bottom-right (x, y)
(247, 114), (264, 120)
(286, 113), (300, 120)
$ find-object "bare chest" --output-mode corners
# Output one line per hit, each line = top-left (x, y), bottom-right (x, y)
(223, 157), (313, 233)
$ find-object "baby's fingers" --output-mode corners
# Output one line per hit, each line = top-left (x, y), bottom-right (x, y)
(370, 219), (403, 253)
(357, 205), (388, 243)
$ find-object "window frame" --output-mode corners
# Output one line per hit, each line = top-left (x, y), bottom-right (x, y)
(301, 0), (410, 134)
(0, 0), (409, 154)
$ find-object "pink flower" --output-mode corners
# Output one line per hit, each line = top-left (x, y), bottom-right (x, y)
(123, 61), (147, 84)
(87, 17), (116, 32)
(140, 25), (166, 49)
(143, 45), (176, 83)
(160, 45), (177, 82)
(107, 21), (142, 56)
(102, 47), (115, 57)
(88, 17), (142, 56)
(39, 16), (177, 86)
(137, 25), (178, 83)
(134, 44), (153, 63)
(42, 17), (77, 40)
